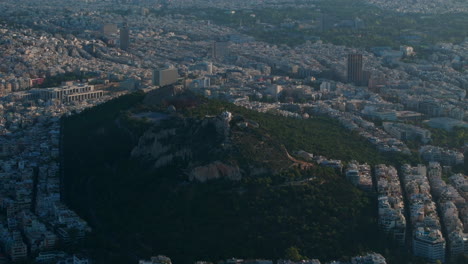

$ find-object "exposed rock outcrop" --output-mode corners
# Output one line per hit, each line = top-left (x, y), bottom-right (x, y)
(130, 112), (239, 181)
(129, 105), (293, 182)
(131, 127), (193, 168)
(189, 161), (242, 182)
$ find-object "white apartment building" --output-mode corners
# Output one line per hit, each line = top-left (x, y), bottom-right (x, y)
(413, 227), (446, 263)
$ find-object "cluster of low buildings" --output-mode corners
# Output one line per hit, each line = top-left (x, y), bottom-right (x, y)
(0, 155), (90, 262)
(401, 164), (445, 263)
(425, 117), (468, 132)
(0, 0), (465, 263)
(345, 161), (372, 191)
(0, 0), (464, 167)
(312, 156), (343, 171)
(419, 145), (464, 167)
(426, 163), (468, 258)
(0, 26), (148, 93)
(0, 81), (121, 262)
(449, 174), (468, 207)
(328, 110), (410, 154)
(6, 83), (105, 104)
(449, 174), (468, 230)
(343, 162), (468, 263)
(139, 253), (387, 264)
(365, 0), (468, 14)
(375, 165), (406, 246)
(314, 158), (468, 264)
(382, 122), (431, 144)
(290, 150), (344, 172)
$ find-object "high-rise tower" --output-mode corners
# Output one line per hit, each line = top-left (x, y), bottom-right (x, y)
(120, 26), (130, 51)
(347, 54), (363, 85)
(212, 41), (230, 60)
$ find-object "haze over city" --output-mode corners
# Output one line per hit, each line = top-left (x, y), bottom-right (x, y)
(0, 0), (467, 264)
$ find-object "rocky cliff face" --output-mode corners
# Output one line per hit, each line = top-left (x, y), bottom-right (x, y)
(131, 128), (193, 169)
(130, 112), (242, 182)
(189, 161), (242, 182)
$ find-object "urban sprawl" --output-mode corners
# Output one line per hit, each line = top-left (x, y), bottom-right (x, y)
(0, 0), (467, 263)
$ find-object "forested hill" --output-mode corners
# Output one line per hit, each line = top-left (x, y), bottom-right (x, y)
(62, 89), (417, 264)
